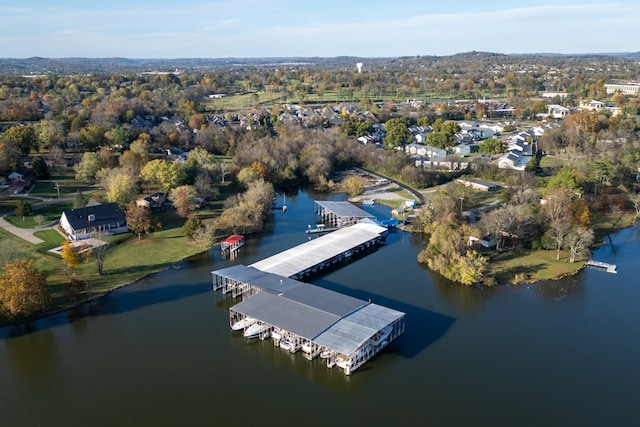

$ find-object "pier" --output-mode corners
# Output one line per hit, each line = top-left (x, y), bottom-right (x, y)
(586, 259), (617, 274)
(251, 220), (387, 280)
(314, 200), (375, 227)
(212, 215), (404, 375)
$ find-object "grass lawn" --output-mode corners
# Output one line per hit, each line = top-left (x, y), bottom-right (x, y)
(33, 229), (66, 251)
(539, 155), (565, 169)
(4, 200), (73, 228)
(488, 247), (585, 284)
(0, 206), (223, 325)
(459, 187), (504, 210)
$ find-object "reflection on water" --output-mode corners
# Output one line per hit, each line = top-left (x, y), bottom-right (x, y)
(1, 190), (639, 426)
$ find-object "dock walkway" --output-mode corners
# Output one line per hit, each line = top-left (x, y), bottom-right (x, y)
(586, 260), (617, 274)
(251, 220), (387, 280)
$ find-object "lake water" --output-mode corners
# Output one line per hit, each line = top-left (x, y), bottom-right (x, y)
(2, 190), (639, 426)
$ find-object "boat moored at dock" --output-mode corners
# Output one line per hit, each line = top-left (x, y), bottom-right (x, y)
(243, 322), (271, 338)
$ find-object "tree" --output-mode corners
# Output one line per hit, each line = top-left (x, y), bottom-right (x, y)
(14, 200), (32, 221)
(479, 138), (504, 155)
(2, 125), (38, 156)
(105, 126), (132, 149)
(87, 238), (110, 275)
(126, 204), (160, 239)
(343, 175), (367, 198)
(66, 277), (87, 304)
(0, 259), (50, 321)
(182, 216), (203, 240)
(72, 189), (87, 208)
(118, 150), (146, 176)
(35, 120), (65, 150)
(565, 226), (594, 263)
(632, 193), (640, 217)
(480, 204), (535, 252)
(48, 145), (66, 175)
(169, 185), (198, 218)
(194, 171), (215, 198)
(417, 222), (487, 285)
(383, 117), (411, 149)
(140, 159), (186, 192)
(75, 152), (106, 183)
(97, 167), (139, 206)
(542, 189), (574, 260)
(546, 166), (577, 191)
(60, 240), (80, 278)
(192, 224), (217, 248)
(31, 155), (50, 179)
(0, 139), (19, 174)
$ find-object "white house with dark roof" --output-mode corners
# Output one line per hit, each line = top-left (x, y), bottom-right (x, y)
(60, 202), (128, 240)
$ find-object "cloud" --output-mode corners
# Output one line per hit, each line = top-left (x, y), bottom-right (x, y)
(1, 2), (640, 57)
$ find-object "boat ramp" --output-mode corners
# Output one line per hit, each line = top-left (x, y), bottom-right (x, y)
(212, 216), (405, 375)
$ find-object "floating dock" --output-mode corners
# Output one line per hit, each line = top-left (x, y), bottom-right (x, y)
(586, 259), (617, 274)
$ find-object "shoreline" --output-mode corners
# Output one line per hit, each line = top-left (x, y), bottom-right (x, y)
(2, 178), (635, 329)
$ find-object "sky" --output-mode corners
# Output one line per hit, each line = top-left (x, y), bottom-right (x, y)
(1, 1), (640, 58)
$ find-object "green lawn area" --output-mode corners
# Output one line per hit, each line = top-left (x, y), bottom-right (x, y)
(33, 229), (66, 251)
(4, 200), (73, 228)
(488, 247), (585, 284)
(460, 187), (504, 210)
(539, 155), (565, 169)
(0, 207), (223, 325)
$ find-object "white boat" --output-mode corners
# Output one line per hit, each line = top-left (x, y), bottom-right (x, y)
(280, 338), (300, 353)
(243, 322), (270, 338)
(320, 349), (333, 359)
(231, 317), (256, 331)
(335, 355), (351, 369)
(271, 328), (283, 341)
(302, 341), (313, 353)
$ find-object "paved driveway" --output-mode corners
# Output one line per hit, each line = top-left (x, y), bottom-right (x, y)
(0, 216), (45, 244)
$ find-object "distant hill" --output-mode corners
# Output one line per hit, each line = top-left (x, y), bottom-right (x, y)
(0, 52), (638, 75)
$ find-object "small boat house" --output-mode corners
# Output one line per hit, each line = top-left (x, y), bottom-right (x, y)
(220, 234), (245, 254)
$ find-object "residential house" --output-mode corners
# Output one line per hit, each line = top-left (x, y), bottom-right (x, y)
(547, 104), (570, 119)
(136, 192), (166, 209)
(405, 143), (428, 156)
(8, 171), (32, 194)
(8, 171), (24, 180)
(453, 143), (472, 156)
(60, 202), (128, 240)
(457, 178), (498, 191)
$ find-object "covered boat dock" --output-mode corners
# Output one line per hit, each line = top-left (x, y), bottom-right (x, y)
(215, 265), (405, 375)
(314, 200), (375, 227)
(211, 217), (405, 375)
(250, 220), (387, 280)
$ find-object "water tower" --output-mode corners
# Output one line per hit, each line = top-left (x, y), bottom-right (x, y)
(356, 62), (363, 73)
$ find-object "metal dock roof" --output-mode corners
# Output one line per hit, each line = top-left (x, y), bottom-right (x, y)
(313, 303), (405, 356)
(314, 200), (375, 218)
(229, 279), (403, 355)
(250, 221), (387, 277)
